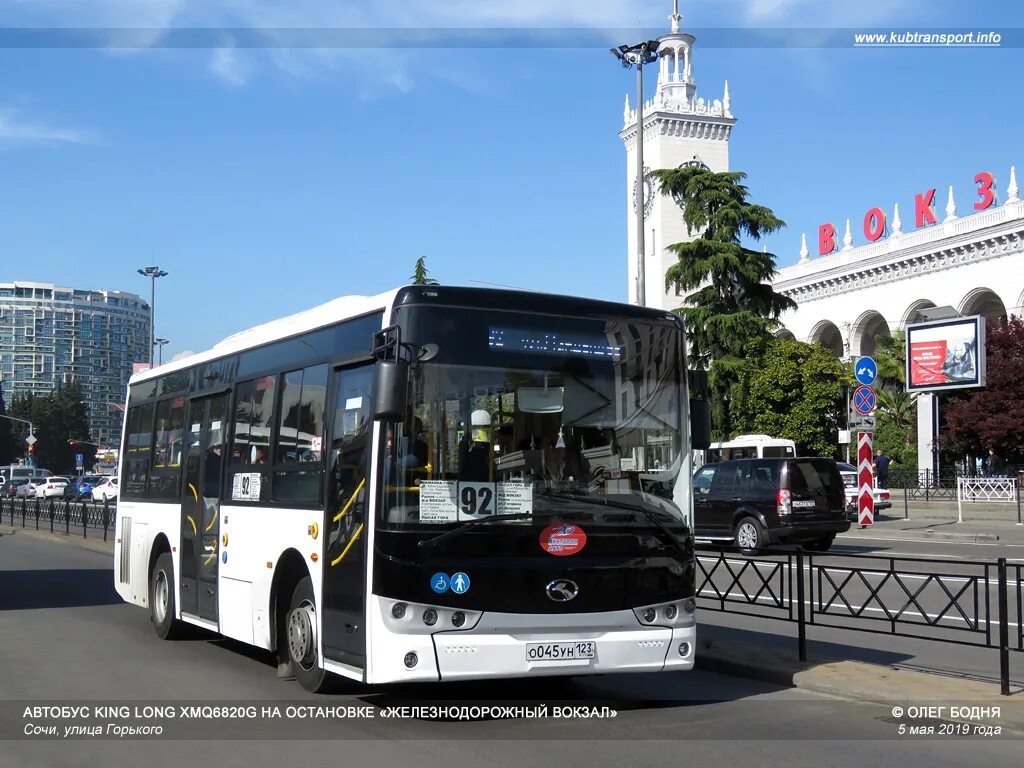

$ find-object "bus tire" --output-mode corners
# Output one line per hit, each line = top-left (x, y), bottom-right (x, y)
(735, 517), (764, 556)
(286, 576), (329, 693)
(150, 552), (183, 640)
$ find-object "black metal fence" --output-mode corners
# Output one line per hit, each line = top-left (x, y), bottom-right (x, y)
(0, 496), (117, 541)
(697, 549), (1022, 695)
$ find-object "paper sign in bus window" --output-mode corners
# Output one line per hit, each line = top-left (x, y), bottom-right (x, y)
(419, 480), (458, 523)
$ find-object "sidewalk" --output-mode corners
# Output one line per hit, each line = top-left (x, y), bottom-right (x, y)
(697, 634), (1024, 733)
(843, 505), (1024, 548)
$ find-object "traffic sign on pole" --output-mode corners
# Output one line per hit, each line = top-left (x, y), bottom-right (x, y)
(858, 431), (874, 527)
(25, 434), (37, 446)
(853, 385), (876, 415)
(854, 356), (878, 386)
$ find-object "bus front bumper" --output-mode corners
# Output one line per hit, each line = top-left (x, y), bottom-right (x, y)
(367, 597), (695, 683)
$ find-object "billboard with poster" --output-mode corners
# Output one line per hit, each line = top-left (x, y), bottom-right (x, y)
(905, 315), (986, 393)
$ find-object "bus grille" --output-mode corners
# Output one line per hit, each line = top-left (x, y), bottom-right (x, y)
(120, 517), (132, 585)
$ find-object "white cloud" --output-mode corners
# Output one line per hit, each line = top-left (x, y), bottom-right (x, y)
(209, 43), (252, 86)
(0, 109), (92, 145)
(169, 350), (196, 362)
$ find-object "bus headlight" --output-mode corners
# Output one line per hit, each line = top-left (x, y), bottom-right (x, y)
(391, 602), (407, 619)
(451, 611), (466, 628)
(404, 652), (418, 668)
(633, 599), (695, 627)
(422, 609), (438, 626)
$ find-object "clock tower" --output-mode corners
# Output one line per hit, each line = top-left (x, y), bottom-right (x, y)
(620, 2), (735, 310)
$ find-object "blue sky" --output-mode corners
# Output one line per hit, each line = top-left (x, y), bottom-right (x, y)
(0, 0), (1021, 361)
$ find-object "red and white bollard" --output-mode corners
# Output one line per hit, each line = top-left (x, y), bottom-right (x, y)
(858, 431), (874, 527)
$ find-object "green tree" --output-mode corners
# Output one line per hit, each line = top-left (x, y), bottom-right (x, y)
(651, 166), (796, 439)
(0, 389), (20, 465)
(10, 383), (93, 475)
(410, 256), (439, 286)
(731, 337), (847, 456)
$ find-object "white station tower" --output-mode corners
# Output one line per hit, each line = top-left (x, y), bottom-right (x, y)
(620, 2), (735, 309)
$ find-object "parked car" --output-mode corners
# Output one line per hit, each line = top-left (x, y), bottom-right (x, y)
(92, 476), (119, 502)
(693, 457), (850, 554)
(16, 480), (37, 498)
(6, 479), (30, 498)
(836, 462), (893, 515)
(64, 474), (105, 500)
(35, 476), (70, 498)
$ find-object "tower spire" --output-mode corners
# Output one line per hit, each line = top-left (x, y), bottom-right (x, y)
(669, 0), (682, 33)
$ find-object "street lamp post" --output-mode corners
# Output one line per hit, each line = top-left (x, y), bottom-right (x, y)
(137, 266), (168, 367)
(612, 39), (660, 307)
(0, 414), (36, 461)
(153, 338), (169, 366)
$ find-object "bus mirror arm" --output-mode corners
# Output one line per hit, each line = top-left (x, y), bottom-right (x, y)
(690, 398), (711, 451)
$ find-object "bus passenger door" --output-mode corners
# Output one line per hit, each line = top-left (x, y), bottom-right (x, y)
(321, 364), (374, 668)
(180, 394), (228, 623)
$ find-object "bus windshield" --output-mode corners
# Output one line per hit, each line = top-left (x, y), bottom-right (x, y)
(380, 305), (687, 532)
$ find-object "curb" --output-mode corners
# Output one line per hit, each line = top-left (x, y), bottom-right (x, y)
(1, 526), (115, 555)
(840, 528), (1000, 543)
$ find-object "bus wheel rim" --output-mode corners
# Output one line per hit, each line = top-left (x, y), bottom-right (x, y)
(154, 570), (168, 624)
(287, 600), (317, 669)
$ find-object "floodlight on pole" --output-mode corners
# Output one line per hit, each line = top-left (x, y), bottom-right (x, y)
(611, 39), (660, 306)
(137, 265), (168, 367)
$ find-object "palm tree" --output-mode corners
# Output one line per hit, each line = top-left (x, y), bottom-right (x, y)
(877, 388), (917, 429)
(874, 330), (905, 387)
(410, 257), (439, 286)
(651, 166), (796, 438)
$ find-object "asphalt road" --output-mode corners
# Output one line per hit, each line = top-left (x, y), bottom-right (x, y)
(0, 529), (1020, 768)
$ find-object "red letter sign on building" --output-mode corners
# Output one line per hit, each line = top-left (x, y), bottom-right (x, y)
(975, 171), (995, 210)
(915, 189), (937, 227)
(818, 223), (836, 256)
(863, 207), (886, 241)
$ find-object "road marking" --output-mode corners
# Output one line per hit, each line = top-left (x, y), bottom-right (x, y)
(698, 590), (1022, 628)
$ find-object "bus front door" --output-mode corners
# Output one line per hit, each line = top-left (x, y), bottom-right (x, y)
(179, 393), (228, 623)
(321, 364), (374, 668)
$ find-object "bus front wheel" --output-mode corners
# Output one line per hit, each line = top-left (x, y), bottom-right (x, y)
(286, 576), (329, 693)
(150, 552), (183, 639)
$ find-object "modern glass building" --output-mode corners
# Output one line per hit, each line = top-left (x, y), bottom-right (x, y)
(0, 281), (150, 446)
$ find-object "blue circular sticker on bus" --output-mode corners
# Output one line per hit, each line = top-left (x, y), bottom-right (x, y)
(430, 573), (450, 594)
(221, 551), (228, 564)
(450, 572), (471, 594)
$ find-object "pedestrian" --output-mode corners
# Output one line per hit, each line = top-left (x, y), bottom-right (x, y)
(986, 448), (1005, 478)
(873, 448), (891, 489)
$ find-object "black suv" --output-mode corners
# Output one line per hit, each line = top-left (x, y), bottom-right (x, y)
(693, 457), (850, 554)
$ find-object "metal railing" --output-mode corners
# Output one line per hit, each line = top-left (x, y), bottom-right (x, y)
(0, 495), (117, 541)
(697, 549), (1022, 695)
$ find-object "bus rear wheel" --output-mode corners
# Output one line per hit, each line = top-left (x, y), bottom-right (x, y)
(286, 576), (329, 693)
(150, 552), (184, 639)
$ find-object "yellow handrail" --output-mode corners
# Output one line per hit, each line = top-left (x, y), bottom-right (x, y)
(330, 523), (364, 567)
(332, 478), (366, 523)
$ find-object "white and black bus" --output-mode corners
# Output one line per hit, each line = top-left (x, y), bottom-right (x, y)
(114, 286), (708, 690)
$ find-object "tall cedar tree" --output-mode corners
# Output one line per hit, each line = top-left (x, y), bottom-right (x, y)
(410, 256), (439, 286)
(942, 317), (1024, 460)
(651, 166), (796, 438)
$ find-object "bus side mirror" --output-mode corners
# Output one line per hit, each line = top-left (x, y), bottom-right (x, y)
(372, 360), (409, 422)
(690, 398), (711, 450)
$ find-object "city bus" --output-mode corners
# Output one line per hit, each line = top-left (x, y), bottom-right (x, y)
(113, 286), (708, 690)
(701, 434), (796, 465)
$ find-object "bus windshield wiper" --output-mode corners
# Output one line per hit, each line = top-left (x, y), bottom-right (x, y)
(416, 510), (581, 559)
(547, 492), (692, 559)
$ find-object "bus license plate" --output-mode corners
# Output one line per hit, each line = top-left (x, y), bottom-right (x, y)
(526, 641), (595, 662)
